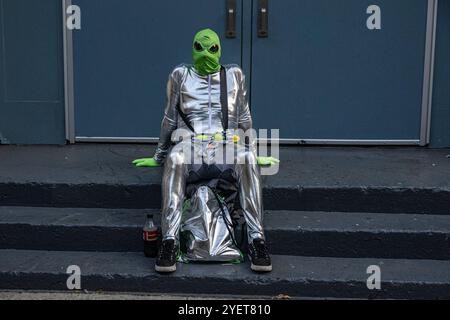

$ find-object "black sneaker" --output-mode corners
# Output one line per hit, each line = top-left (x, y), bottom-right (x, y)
(248, 238), (272, 272)
(155, 239), (178, 273)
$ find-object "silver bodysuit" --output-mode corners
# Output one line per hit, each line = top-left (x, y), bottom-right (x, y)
(154, 64), (265, 243)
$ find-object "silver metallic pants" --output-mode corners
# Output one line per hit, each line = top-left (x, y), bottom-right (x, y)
(161, 140), (265, 244)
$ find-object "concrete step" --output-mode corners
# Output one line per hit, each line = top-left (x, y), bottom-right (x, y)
(1, 145), (450, 214)
(1, 206), (449, 260)
(262, 186), (450, 215)
(2, 182), (450, 215)
(1, 249), (449, 299)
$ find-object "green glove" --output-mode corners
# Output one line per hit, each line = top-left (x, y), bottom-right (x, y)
(132, 158), (161, 167)
(257, 156), (280, 166)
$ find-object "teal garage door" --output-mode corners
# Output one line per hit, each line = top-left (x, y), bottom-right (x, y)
(71, 0), (433, 144)
(73, 0), (243, 140)
(251, 0), (430, 143)
(0, 0), (65, 144)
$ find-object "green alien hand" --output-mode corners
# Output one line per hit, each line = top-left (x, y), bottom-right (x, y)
(132, 158), (161, 167)
(257, 156), (280, 166)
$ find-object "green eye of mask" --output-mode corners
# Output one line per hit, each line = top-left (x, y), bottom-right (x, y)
(192, 29), (221, 76)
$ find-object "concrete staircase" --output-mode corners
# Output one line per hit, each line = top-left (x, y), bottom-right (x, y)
(0, 144), (449, 299)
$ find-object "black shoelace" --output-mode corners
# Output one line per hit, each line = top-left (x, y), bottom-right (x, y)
(159, 241), (175, 260)
(253, 241), (269, 259)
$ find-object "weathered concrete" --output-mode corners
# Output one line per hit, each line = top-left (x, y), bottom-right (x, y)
(1, 144), (449, 188)
(0, 144), (449, 213)
(1, 206), (450, 260)
(1, 249), (450, 299)
(1, 144), (449, 299)
(0, 290), (271, 300)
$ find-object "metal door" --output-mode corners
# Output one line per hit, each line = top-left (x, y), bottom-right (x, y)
(0, 0), (65, 144)
(72, 0), (242, 141)
(250, 0), (433, 144)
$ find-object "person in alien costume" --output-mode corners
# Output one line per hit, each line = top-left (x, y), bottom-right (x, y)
(133, 29), (279, 273)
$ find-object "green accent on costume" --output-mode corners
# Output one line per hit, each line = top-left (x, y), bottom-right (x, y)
(195, 134), (211, 141)
(132, 158), (161, 167)
(231, 251), (244, 264)
(257, 156), (280, 166)
(214, 133), (224, 141)
(176, 249), (185, 263)
(192, 29), (221, 76)
(182, 198), (191, 215)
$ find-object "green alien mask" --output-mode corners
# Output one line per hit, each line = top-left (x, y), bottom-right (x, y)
(192, 28), (222, 76)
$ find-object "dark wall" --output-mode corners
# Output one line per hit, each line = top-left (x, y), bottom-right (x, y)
(430, 0), (450, 148)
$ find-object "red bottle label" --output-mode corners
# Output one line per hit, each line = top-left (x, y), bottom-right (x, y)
(143, 230), (158, 241)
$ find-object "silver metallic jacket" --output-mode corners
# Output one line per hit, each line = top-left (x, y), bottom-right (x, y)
(154, 64), (253, 163)
(154, 64), (265, 247)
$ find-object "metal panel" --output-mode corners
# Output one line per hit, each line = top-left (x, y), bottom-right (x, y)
(73, 0), (242, 139)
(251, 0), (429, 143)
(0, 0), (65, 144)
(63, 0), (75, 143)
(71, 0), (435, 145)
(76, 136), (159, 143)
(420, 0), (438, 146)
(75, 136), (420, 146)
(429, 0), (450, 148)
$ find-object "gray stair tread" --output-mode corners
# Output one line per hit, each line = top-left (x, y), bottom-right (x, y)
(2, 206), (450, 234)
(2, 145), (449, 214)
(0, 249), (447, 282)
(0, 249), (450, 299)
(1, 207), (449, 260)
(265, 210), (450, 233)
(0, 206), (152, 227)
(0, 144), (449, 190)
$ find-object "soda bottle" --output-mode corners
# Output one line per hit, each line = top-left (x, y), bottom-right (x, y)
(143, 214), (159, 258)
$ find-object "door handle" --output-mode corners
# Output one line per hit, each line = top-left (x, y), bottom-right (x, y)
(226, 0), (237, 38)
(258, 0), (268, 38)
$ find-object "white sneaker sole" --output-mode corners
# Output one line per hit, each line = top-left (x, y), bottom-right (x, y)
(250, 263), (273, 272)
(155, 264), (177, 273)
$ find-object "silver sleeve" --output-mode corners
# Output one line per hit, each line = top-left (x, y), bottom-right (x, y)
(234, 67), (256, 150)
(153, 66), (185, 163)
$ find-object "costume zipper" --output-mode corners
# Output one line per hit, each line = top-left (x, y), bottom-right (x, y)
(208, 74), (212, 131)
